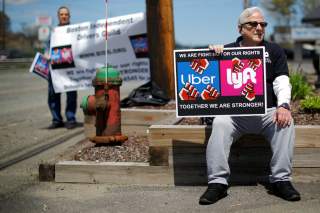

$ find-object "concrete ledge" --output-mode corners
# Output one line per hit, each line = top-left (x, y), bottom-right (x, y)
(0, 129), (83, 170)
(0, 58), (33, 70)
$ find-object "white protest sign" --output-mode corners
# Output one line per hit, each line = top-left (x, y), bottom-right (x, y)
(49, 13), (150, 93)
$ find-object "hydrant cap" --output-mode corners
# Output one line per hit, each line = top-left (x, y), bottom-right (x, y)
(96, 66), (122, 85)
(96, 67), (119, 79)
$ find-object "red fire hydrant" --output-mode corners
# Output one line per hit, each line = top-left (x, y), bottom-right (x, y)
(81, 66), (128, 144)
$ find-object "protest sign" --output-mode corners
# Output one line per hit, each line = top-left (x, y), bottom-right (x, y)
(174, 47), (266, 117)
(29, 52), (49, 80)
(49, 13), (150, 93)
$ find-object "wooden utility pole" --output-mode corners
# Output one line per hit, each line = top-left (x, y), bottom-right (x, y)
(146, 0), (175, 98)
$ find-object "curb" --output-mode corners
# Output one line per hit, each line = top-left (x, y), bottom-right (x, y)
(0, 129), (83, 171)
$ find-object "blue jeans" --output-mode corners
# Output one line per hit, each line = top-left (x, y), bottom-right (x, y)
(48, 73), (77, 123)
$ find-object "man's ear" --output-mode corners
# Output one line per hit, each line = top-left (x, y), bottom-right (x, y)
(238, 25), (242, 34)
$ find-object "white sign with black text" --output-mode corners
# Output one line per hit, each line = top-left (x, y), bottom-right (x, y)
(49, 13), (150, 93)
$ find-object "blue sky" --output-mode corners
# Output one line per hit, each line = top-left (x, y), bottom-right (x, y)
(5, 0), (290, 46)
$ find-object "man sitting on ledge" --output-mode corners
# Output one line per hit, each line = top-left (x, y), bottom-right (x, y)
(199, 6), (300, 205)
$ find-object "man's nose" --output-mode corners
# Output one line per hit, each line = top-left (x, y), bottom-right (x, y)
(256, 24), (263, 31)
(257, 23), (264, 30)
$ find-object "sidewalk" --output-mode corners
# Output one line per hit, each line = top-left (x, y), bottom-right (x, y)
(0, 182), (319, 213)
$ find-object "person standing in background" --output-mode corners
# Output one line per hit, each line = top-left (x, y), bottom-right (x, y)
(47, 6), (78, 129)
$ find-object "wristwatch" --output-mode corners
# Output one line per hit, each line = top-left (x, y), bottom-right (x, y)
(279, 103), (291, 111)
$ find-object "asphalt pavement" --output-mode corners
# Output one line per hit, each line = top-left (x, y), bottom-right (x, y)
(1, 180), (320, 212)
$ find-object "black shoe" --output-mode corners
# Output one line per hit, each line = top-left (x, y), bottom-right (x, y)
(47, 122), (64, 129)
(65, 121), (77, 129)
(199, 183), (228, 205)
(271, 181), (301, 201)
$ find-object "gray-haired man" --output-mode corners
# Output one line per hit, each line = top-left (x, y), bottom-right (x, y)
(199, 6), (300, 205)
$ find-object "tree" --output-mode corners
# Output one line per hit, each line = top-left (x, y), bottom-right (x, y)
(0, 11), (10, 32)
(301, 0), (320, 15)
(21, 22), (38, 38)
(0, 11), (10, 50)
(262, 0), (297, 26)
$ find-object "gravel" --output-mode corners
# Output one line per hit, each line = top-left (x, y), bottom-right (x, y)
(74, 135), (149, 162)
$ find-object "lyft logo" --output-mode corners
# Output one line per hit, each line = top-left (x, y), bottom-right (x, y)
(181, 74), (215, 85)
(226, 67), (256, 89)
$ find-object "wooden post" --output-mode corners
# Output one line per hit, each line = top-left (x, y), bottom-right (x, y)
(146, 0), (175, 98)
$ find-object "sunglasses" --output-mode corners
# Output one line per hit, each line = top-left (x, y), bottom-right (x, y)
(242, 21), (268, 28)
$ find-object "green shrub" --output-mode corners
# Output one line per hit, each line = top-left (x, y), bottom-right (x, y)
(300, 96), (320, 113)
(289, 72), (313, 101)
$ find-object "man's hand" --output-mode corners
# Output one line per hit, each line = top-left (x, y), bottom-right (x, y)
(273, 107), (293, 128)
(201, 85), (220, 100)
(190, 59), (209, 74)
(248, 59), (261, 71)
(208, 44), (224, 54)
(232, 57), (244, 73)
(179, 82), (199, 101)
(43, 53), (50, 60)
(241, 82), (255, 101)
